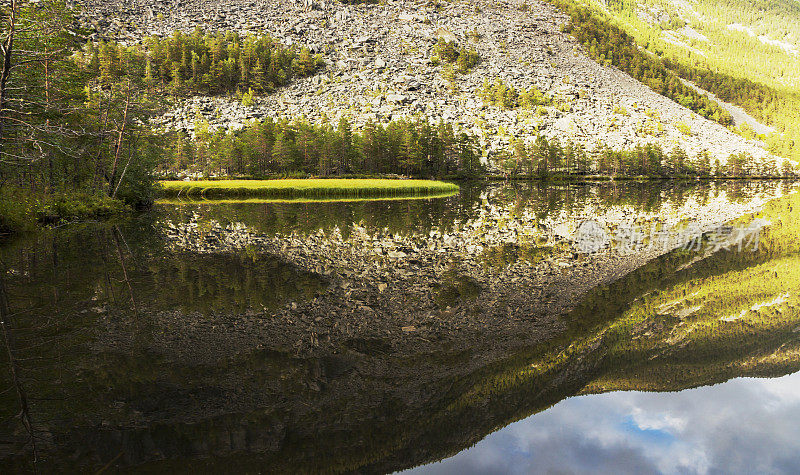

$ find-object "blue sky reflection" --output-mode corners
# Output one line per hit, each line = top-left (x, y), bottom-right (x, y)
(404, 371), (800, 474)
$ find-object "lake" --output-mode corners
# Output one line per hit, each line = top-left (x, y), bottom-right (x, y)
(1, 180), (798, 473)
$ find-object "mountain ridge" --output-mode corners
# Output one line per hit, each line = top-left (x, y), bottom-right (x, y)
(75, 0), (785, 170)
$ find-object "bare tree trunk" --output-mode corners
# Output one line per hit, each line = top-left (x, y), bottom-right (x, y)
(111, 226), (138, 316)
(0, 270), (38, 469)
(44, 46), (52, 190)
(112, 133), (140, 199)
(108, 79), (131, 196)
(93, 92), (111, 193)
(0, 0), (19, 155)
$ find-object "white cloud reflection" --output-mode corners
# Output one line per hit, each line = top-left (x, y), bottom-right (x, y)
(403, 372), (800, 475)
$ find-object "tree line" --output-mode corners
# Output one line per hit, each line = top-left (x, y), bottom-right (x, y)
(499, 136), (797, 178)
(166, 115), (798, 180)
(74, 29), (324, 97)
(162, 117), (485, 179)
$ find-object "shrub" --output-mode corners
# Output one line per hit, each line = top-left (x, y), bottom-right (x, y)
(677, 122), (692, 136)
(432, 39), (480, 73)
(242, 88), (255, 107)
(0, 187), (37, 234)
(480, 78), (551, 109)
(36, 194), (127, 225)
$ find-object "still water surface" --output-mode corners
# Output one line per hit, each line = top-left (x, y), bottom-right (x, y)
(0, 181), (798, 473)
(408, 372), (800, 474)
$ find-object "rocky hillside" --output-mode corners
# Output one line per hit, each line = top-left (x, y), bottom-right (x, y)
(75, 0), (779, 167)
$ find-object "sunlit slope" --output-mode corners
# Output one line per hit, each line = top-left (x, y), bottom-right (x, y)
(556, 0), (800, 161)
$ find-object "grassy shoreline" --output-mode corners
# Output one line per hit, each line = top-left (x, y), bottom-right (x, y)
(158, 179), (460, 199)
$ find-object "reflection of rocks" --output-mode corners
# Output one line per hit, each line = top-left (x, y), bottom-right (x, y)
(2, 182), (797, 472)
(160, 183), (787, 357)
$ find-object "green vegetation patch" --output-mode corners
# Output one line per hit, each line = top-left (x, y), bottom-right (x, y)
(549, 0), (800, 163)
(75, 29), (324, 97)
(431, 38), (481, 72)
(551, 0), (735, 127)
(479, 78), (552, 110)
(434, 272), (483, 308)
(158, 179), (460, 200)
(0, 187), (128, 235)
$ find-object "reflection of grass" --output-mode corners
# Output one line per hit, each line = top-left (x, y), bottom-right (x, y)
(158, 179), (460, 199)
(155, 190), (459, 205)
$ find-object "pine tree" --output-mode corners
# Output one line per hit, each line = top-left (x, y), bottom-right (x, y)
(170, 62), (183, 94)
(272, 128), (297, 173)
(697, 150), (712, 176)
(532, 135), (550, 177)
(144, 57), (155, 91)
(512, 139), (528, 177)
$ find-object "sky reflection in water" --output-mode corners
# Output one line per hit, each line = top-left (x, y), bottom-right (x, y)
(407, 372), (800, 475)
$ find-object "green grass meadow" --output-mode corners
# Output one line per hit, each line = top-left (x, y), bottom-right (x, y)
(158, 179), (460, 200)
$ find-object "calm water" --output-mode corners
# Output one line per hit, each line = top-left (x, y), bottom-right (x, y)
(1, 181), (798, 473)
(407, 373), (800, 474)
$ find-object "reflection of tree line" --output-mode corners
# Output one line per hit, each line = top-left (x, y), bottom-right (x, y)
(0, 222), (329, 471)
(159, 181), (782, 238)
(489, 180), (773, 219)
(141, 254), (325, 313)
(0, 272), (38, 468)
(159, 185), (485, 236)
(0, 226), (135, 472)
(1, 224), (325, 316)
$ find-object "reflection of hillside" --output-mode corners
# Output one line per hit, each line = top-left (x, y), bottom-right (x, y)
(1, 187), (798, 473)
(575, 192), (800, 393)
(362, 191), (800, 472)
(158, 181), (785, 238)
(444, 192), (800, 443)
